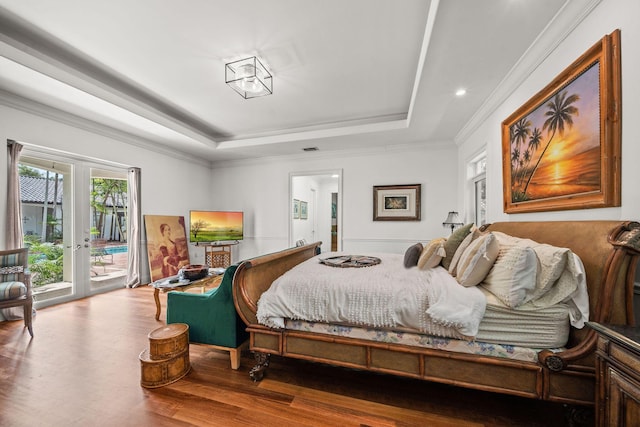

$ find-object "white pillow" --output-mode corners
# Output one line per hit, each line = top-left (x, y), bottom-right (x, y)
(456, 232), (500, 287)
(417, 238), (446, 269)
(481, 246), (537, 307)
(492, 231), (569, 303)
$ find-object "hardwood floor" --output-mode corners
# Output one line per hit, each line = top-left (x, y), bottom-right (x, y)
(0, 286), (574, 426)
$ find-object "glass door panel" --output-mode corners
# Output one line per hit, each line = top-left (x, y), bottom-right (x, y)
(88, 167), (128, 292)
(19, 156), (74, 305)
(19, 153), (129, 307)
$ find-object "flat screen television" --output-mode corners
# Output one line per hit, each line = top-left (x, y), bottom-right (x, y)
(189, 210), (243, 243)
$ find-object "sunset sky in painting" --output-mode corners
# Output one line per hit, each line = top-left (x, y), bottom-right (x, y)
(520, 63), (600, 166)
(190, 211), (243, 230)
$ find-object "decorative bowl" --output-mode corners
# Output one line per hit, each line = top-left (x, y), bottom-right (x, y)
(179, 264), (209, 281)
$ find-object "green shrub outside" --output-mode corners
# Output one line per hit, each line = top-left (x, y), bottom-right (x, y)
(24, 235), (64, 287)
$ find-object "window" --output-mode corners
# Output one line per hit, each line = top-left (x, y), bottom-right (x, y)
(468, 153), (486, 226)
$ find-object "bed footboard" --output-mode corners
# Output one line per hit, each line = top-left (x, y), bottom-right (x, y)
(233, 242), (322, 327)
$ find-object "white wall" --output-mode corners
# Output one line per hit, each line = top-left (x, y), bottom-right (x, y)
(0, 104), (212, 283)
(458, 0), (640, 223)
(211, 144), (458, 260)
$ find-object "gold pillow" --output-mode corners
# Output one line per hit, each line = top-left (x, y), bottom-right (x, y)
(417, 238), (446, 269)
(456, 232), (500, 287)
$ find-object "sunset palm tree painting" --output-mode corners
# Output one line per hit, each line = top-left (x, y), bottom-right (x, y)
(508, 62), (600, 203)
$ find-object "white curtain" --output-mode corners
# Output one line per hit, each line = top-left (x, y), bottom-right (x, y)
(3, 140), (26, 320)
(125, 167), (142, 287)
(6, 140), (24, 249)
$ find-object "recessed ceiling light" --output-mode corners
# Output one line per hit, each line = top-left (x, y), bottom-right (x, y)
(455, 88), (467, 97)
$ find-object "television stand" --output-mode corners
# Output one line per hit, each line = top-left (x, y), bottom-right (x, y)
(203, 243), (236, 269)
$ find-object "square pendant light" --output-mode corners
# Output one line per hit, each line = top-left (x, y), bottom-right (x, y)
(225, 56), (273, 99)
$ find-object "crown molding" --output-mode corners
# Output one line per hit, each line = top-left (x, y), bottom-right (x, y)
(454, 0), (602, 145)
(211, 138), (453, 169)
(0, 90), (212, 167)
(0, 9), (225, 145)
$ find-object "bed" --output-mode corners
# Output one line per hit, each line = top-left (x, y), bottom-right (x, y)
(232, 221), (640, 408)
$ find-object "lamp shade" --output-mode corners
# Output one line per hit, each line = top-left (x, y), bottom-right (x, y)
(225, 56), (273, 99)
(442, 211), (463, 233)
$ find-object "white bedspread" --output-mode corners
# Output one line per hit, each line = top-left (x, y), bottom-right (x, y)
(256, 253), (487, 338)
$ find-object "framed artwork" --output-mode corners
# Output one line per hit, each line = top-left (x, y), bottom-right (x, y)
(502, 29), (621, 213)
(373, 184), (421, 221)
(300, 201), (308, 220)
(144, 215), (190, 282)
(293, 199), (300, 219)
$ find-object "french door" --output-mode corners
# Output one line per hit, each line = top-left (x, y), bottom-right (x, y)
(20, 150), (128, 308)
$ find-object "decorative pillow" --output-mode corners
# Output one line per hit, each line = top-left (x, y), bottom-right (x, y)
(417, 238), (446, 270)
(448, 228), (480, 277)
(441, 223), (474, 270)
(0, 281), (27, 301)
(481, 246), (537, 307)
(455, 232), (500, 287)
(403, 243), (424, 268)
(492, 231), (569, 303)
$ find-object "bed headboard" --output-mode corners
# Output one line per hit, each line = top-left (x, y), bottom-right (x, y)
(482, 221), (640, 327)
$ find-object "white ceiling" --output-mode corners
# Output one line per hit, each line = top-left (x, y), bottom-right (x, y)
(0, 0), (595, 164)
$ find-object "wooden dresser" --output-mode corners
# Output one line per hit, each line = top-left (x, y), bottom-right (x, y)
(589, 322), (640, 427)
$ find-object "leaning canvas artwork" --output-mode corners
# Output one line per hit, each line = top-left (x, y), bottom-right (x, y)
(144, 215), (191, 282)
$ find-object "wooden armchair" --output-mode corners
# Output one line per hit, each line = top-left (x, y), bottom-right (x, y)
(0, 248), (33, 337)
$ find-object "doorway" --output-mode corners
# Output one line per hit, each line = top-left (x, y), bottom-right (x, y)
(290, 170), (342, 253)
(19, 150), (129, 308)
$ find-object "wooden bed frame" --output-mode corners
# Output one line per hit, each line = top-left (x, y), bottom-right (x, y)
(232, 221), (640, 407)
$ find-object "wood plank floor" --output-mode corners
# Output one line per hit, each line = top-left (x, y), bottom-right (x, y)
(0, 286), (575, 426)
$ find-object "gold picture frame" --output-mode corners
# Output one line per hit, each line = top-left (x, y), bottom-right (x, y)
(373, 184), (421, 221)
(502, 29), (621, 213)
(144, 215), (190, 282)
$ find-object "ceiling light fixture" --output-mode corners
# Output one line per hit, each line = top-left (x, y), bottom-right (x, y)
(225, 56), (273, 99)
(455, 88), (467, 97)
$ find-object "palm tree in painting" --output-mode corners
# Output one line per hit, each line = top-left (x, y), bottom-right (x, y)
(511, 118), (531, 167)
(520, 127), (542, 183)
(510, 147), (520, 182)
(510, 117), (532, 190)
(520, 149), (531, 184)
(522, 91), (580, 196)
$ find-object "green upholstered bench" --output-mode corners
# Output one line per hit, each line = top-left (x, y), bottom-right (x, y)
(166, 264), (248, 369)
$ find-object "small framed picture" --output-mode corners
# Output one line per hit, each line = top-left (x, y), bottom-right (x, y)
(300, 201), (308, 219)
(293, 199), (300, 219)
(373, 184), (421, 221)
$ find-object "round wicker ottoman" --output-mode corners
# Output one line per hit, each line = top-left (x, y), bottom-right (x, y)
(139, 323), (190, 388)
